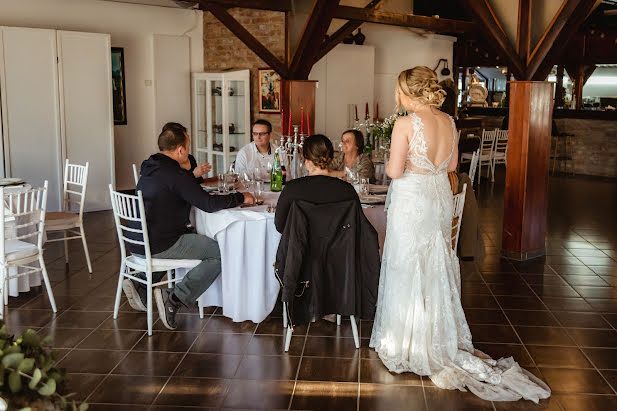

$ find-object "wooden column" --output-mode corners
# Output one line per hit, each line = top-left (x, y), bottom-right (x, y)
(502, 81), (554, 261)
(555, 65), (565, 107)
(281, 80), (317, 135)
(575, 65), (584, 110)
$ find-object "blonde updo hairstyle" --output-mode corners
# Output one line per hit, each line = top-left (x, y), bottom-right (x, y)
(303, 134), (334, 170)
(395, 66), (446, 112)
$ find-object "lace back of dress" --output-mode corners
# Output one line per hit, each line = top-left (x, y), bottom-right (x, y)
(405, 112), (456, 175)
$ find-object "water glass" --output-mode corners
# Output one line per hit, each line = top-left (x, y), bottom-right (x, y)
(217, 173), (227, 193)
(226, 173), (237, 193)
(253, 181), (264, 205)
(360, 178), (369, 195)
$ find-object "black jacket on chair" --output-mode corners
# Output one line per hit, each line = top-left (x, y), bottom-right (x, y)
(275, 199), (381, 327)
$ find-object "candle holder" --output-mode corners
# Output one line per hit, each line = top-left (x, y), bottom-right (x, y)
(277, 125), (306, 181)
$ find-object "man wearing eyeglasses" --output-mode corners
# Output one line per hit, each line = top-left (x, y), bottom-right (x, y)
(234, 119), (278, 177)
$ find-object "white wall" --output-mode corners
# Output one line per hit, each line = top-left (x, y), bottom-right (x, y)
(310, 23), (455, 143)
(0, 0), (203, 190)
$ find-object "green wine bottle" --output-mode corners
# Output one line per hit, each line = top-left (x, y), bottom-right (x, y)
(271, 152), (283, 192)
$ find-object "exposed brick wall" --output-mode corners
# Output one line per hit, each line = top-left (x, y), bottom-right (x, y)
(203, 9), (285, 134)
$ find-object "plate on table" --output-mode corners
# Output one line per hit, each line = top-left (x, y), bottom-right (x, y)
(0, 178), (25, 187)
(369, 184), (388, 194)
(360, 194), (386, 205)
(202, 185), (218, 192)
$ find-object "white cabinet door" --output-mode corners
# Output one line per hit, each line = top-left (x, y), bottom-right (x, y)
(0, 27), (63, 211)
(57, 31), (114, 211)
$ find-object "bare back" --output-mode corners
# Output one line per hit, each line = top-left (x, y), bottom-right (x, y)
(405, 108), (457, 175)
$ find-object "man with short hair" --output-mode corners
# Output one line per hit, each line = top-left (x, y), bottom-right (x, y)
(161, 122), (211, 182)
(234, 119), (278, 177)
(124, 125), (254, 330)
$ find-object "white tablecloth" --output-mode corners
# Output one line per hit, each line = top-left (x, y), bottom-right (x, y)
(176, 191), (386, 323)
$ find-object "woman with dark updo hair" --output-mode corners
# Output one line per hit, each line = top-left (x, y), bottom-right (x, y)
(274, 134), (360, 233)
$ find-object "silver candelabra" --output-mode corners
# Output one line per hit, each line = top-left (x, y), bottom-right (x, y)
(278, 125), (307, 181)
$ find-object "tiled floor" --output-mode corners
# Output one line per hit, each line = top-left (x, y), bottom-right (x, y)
(4, 172), (617, 410)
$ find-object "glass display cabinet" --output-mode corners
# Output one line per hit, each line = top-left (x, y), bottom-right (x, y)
(192, 70), (250, 177)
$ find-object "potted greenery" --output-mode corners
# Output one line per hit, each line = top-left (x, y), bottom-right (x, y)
(0, 322), (87, 410)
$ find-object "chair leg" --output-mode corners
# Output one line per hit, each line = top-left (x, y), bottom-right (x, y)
(113, 262), (125, 319)
(350, 315), (360, 349)
(167, 270), (173, 289)
(3, 277), (8, 306)
(38, 256), (57, 313)
(282, 302), (288, 328)
(63, 230), (69, 264)
(198, 297), (204, 319)
(336, 314), (341, 326)
(0, 267), (6, 320)
(79, 225), (92, 274)
(284, 325), (293, 352)
(147, 271), (153, 336)
(490, 159), (495, 182)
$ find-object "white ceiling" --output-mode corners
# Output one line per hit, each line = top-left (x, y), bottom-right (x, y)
(98, 0), (192, 8)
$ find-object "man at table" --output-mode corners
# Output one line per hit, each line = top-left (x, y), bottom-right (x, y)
(234, 119), (278, 177)
(162, 122), (212, 183)
(123, 125), (255, 330)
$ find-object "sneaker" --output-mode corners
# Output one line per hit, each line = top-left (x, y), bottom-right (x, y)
(122, 279), (147, 312)
(154, 288), (179, 330)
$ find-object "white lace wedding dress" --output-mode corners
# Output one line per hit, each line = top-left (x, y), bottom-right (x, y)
(369, 112), (551, 403)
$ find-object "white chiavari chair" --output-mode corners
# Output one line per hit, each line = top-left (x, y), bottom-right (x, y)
(491, 129), (509, 180)
(132, 164), (139, 186)
(451, 183), (467, 252)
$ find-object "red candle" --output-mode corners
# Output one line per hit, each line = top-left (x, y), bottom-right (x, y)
(307, 111), (311, 136)
(365, 102), (369, 120)
(280, 109), (285, 136)
(288, 112), (292, 136)
(354, 105), (358, 121)
(300, 107), (304, 134)
(376, 103), (379, 120)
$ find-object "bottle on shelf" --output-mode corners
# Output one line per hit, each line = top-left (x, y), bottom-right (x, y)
(271, 151), (283, 192)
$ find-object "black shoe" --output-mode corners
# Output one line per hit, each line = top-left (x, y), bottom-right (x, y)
(122, 279), (147, 312)
(154, 288), (180, 330)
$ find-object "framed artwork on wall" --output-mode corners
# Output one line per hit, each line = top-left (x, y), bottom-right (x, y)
(258, 68), (281, 113)
(111, 47), (127, 125)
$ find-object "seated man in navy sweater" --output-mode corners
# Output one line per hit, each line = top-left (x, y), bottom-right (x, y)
(124, 125), (254, 330)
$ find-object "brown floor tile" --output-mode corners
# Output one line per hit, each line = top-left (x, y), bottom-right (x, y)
(360, 321), (374, 339)
(531, 285), (581, 298)
(308, 318), (357, 338)
(152, 313), (207, 333)
(469, 324), (521, 344)
(202, 316), (257, 334)
(113, 351), (184, 376)
(302, 336), (360, 358)
(474, 343), (535, 367)
(190, 332), (252, 355)
(4, 308), (56, 328)
(154, 377), (229, 407)
(586, 298), (617, 313)
(234, 355), (300, 380)
(68, 296), (123, 312)
(527, 346), (592, 368)
(539, 368), (614, 394)
(490, 283), (535, 296)
(360, 359), (423, 385)
(297, 356), (359, 382)
(49, 310), (110, 329)
(577, 257), (616, 266)
(223, 379), (293, 409)
(572, 286), (617, 299)
(461, 294), (500, 309)
(554, 312), (611, 328)
(76, 329), (145, 350)
(88, 405), (150, 411)
(494, 397), (562, 410)
(497, 296), (547, 310)
(88, 374), (167, 404)
(567, 328), (617, 348)
(255, 316), (307, 336)
(465, 309), (508, 325)
(590, 265), (617, 275)
(461, 282), (491, 294)
(600, 369), (617, 392)
(22, 294), (80, 310)
(551, 265), (596, 275)
(174, 353), (242, 379)
(541, 297), (594, 312)
(359, 384), (425, 411)
(516, 326), (575, 346)
(245, 334), (304, 356)
(291, 381), (358, 411)
(570, 249), (610, 258)
(556, 394), (617, 411)
(583, 348), (617, 369)
(40, 327), (93, 349)
(63, 373), (106, 401)
(505, 310), (559, 326)
(604, 313), (617, 328)
(520, 274), (567, 286)
(99, 311), (151, 330)
(59, 349), (127, 374)
(563, 275), (610, 287)
(132, 331), (199, 352)
(424, 386), (494, 410)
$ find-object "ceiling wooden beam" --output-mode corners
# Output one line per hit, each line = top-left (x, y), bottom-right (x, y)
(196, 0), (291, 12)
(202, 2), (289, 77)
(517, 0), (531, 62)
(332, 5), (475, 33)
(459, 0), (525, 79)
(289, 0), (341, 80)
(314, 0), (384, 64)
(527, 0), (601, 80)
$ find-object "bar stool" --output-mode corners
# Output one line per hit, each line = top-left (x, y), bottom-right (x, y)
(551, 122), (574, 175)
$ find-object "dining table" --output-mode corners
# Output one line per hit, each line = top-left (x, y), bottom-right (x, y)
(175, 186), (387, 323)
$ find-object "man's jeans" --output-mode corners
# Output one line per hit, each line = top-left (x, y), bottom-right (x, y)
(136, 233), (221, 307)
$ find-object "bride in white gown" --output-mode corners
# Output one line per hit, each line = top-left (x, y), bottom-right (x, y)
(369, 67), (551, 403)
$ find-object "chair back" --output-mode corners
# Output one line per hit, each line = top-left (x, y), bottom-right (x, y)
(451, 183), (467, 251)
(468, 150), (479, 185)
(494, 130), (508, 155)
(62, 160), (89, 217)
(480, 129), (496, 154)
(108, 185), (152, 265)
(1, 182), (48, 264)
(132, 164), (139, 186)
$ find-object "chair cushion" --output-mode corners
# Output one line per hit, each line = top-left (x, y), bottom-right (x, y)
(4, 240), (39, 262)
(45, 212), (79, 229)
(125, 254), (201, 272)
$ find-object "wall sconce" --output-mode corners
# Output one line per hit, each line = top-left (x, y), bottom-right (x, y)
(434, 59), (451, 76)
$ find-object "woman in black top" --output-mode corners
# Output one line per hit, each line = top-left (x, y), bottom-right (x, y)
(275, 134), (360, 233)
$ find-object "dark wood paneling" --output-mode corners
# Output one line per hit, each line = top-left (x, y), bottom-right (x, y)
(517, 0), (531, 62)
(281, 80), (317, 136)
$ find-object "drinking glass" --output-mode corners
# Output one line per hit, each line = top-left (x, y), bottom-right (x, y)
(226, 173), (237, 193)
(253, 166), (262, 183)
(360, 178), (369, 195)
(217, 173), (227, 193)
(253, 181), (264, 205)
